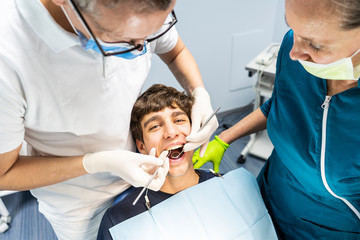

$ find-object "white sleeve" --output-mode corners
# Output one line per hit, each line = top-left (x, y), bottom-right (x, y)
(0, 57), (26, 153)
(152, 15), (179, 55)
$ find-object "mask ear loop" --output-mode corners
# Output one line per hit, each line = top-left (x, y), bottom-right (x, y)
(64, 0), (95, 39)
(61, 6), (78, 35)
(350, 48), (360, 58)
(351, 48), (360, 80)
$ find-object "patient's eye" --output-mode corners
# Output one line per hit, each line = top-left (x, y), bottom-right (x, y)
(149, 124), (161, 131)
(175, 118), (187, 124)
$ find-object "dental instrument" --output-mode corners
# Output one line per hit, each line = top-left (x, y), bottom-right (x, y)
(209, 168), (223, 179)
(167, 106), (221, 159)
(199, 106), (221, 132)
(132, 167), (160, 206)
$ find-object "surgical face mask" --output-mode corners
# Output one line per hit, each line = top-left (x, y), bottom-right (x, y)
(299, 48), (360, 80)
(84, 37), (147, 60)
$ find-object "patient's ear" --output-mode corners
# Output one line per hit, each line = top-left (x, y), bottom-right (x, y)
(136, 139), (147, 154)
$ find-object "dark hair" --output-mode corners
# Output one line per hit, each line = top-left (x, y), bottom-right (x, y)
(331, 0), (360, 30)
(130, 84), (194, 142)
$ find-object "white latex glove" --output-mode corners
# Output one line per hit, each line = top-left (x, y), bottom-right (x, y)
(183, 87), (219, 157)
(83, 149), (169, 191)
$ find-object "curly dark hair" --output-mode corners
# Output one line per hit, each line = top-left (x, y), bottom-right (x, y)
(130, 84), (194, 142)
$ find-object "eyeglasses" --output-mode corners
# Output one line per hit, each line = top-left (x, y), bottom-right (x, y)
(69, 0), (178, 57)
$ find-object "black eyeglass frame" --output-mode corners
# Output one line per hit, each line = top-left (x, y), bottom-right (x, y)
(69, 0), (178, 57)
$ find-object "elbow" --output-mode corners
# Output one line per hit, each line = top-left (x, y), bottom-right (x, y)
(0, 146), (21, 190)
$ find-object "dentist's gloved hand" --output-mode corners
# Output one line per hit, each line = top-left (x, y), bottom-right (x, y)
(184, 87), (219, 157)
(83, 149), (169, 191)
(192, 135), (229, 172)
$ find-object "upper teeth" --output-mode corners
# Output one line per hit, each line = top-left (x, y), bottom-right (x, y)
(167, 145), (183, 151)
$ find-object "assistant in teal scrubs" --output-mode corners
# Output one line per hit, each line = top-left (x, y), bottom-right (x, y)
(192, 0), (360, 239)
(257, 29), (360, 239)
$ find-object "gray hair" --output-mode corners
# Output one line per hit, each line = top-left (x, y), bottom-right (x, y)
(72, 0), (97, 13)
(73, 0), (173, 14)
(331, 0), (360, 30)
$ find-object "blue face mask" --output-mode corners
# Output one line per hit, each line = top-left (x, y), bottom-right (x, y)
(84, 37), (147, 60)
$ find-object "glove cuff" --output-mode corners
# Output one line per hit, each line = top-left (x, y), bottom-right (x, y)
(191, 87), (209, 99)
(82, 153), (99, 174)
(215, 135), (229, 150)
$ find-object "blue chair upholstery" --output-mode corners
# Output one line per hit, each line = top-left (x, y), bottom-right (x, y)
(113, 186), (136, 205)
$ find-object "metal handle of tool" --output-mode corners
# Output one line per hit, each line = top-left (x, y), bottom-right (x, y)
(132, 167), (160, 206)
(198, 106), (220, 132)
(132, 106), (221, 206)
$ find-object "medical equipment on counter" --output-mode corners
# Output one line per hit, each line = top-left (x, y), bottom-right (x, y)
(110, 168), (278, 240)
(132, 107), (221, 207)
(238, 43), (279, 163)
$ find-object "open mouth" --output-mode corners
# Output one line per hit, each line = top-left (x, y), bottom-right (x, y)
(167, 145), (184, 159)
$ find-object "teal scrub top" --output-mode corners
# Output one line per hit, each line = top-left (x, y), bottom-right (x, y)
(258, 30), (360, 240)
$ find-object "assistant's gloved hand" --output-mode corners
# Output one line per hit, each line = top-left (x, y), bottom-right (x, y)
(184, 87), (219, 157)
(83, 149), (169, 191)
(192, 135), (229, 172)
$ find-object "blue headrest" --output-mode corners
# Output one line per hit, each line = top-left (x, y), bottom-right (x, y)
(113, 186), (136, 205)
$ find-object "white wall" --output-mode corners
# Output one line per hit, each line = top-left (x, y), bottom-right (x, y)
(272, 0), (289, 43)
(145, 0), (289, 113)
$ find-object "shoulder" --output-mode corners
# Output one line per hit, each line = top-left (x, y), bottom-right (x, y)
(100, 187), (172, 228)
(275, 29), (303, 79)
(0, 0), (17, 28)
(281, 30), (294, 50)
(97, 188), (144, 239)
(105, 188), (143, 224)
(277, 30), (294, 63)
(0, 1), (26, 48)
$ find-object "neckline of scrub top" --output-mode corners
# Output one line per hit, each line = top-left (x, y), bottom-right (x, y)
(15, 0), (80, 53)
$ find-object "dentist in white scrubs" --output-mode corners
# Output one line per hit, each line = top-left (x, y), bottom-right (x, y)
(0, 0), (218, 239)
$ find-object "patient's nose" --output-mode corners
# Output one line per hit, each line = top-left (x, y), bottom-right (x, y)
(164, 123), (179, 139)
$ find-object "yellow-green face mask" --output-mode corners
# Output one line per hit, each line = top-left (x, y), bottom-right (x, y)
(299, 48), (360, 80)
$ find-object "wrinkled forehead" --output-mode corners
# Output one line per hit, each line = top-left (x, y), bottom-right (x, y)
(285, 0), (343, 41)
(285, 0), (339, 25)
(90, 0), (175, 17)
(86, 0), (174, 38)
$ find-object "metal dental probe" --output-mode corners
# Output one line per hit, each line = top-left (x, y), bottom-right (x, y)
(132, 167), (160, 206)
(198, 106), (221, 132)
(132, 106), (221, 206)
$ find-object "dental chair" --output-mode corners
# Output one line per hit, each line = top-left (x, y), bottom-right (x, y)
(113, 187), (135, 205)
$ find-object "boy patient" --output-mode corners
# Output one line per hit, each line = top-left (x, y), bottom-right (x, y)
(97, 84), (218, 240)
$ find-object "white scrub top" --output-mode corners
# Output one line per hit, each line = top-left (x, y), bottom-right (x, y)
(0, 0), (178, 237)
